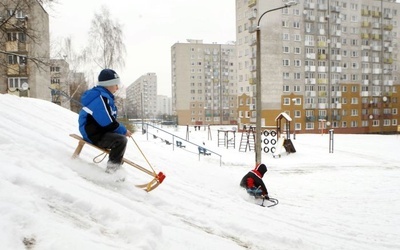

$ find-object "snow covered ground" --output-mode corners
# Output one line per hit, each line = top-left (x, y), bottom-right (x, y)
(1, 94), (400, 250)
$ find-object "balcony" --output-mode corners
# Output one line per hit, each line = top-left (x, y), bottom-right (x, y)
(384, 58), (393, 64)
(248, 11), (257, 20)
(332, 103), (342, 109)
(361, 9), (370, 16)
(318, 115), (328, 120)
(248, 0), (256, 7)
(331, 6), (341, 12)
(371, 11), (381, 18)
(318, 54), (327, 60)
(248, 25), (258, 33)
(384, 13), (393, 19)
(317, 41), (327, 47)
(306, 116), (316, 122)
(361, 21), (370, 28)
(384, 24), (393, 31)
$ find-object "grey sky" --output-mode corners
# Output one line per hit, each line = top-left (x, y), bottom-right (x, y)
(49, 0), (236, 96)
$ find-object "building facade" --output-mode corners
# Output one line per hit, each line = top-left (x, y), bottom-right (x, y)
(236, 0), (400, 134)
(171, 39), (237, 125)
(157, 95), (172, 117)
(0, 0), (50, 100)
(125, 73), (158, 119)
(50, 59), (71, 109)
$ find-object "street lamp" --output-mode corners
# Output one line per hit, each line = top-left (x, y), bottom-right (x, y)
(292, 98), (297, 140)
(255, 1), (298, 165)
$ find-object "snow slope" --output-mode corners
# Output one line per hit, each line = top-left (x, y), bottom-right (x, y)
(0, 94), (399, 250)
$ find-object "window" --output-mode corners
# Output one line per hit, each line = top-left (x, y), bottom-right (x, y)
(283, 72), (290, 79)
(283, 46), (290, 53)
(283, 85), (290, 92)
(351, 51), (358, 57)
(8, 77), (28, 89)
(283, 98), (290, 105)
(351, 109), (358, 116)
(283, 59), (290, 66)
(8, 9), (24, 18)
(283, 33), (290, 40)
(306, 123), (314, 130)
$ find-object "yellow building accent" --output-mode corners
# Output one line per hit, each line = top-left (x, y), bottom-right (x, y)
(361, 21), (370, 27)
(248, 0), (256, 7)
(317, 41), (327, 47)
(361, 9), (370, 16)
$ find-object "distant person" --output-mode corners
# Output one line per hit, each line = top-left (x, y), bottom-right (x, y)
(78, 69), (132, 173)
(240, 163), (269, 199)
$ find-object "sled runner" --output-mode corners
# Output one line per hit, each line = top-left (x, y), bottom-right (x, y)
(254, 196), (279, 207)
(246, 188), (279, 207)
(69, 134), (165, 192)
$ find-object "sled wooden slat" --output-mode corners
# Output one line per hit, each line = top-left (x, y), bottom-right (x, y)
(70, 133), (110, 158)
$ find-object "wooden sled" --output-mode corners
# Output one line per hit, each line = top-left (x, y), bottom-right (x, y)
(70, 134), (165, 192)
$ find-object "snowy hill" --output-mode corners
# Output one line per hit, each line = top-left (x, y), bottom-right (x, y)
(0, 94), (399, 250)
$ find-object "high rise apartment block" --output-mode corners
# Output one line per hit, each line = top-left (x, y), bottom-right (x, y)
(157, 95), (172, 117)
(171, 39), (237, 125)
(126, 73), (158, 119)
(0, 0), (50, 100)
(236, 0), (400, 134)
(50, 59), (70, 109)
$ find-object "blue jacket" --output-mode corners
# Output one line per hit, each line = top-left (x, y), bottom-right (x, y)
(78, 86), (127, 144)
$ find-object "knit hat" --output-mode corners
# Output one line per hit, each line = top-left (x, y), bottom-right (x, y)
(97, 69), (121, 86)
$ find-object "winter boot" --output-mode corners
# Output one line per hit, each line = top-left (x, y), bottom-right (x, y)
(105, 162), (121, 174)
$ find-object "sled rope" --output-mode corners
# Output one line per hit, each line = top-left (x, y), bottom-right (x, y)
(128, 136), (165, 192)
(93, 151), (108, 163)
(130, 136), (156, 174)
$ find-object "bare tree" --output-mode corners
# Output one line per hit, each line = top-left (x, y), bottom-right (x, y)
(0, 0), (60, 97)
(50, 36), (89, 110)
(0, 0), (56, 70)
(87, 5), (126, 70)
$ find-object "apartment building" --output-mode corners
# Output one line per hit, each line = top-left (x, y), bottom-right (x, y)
(236, 0), (400, 134)
(49, 59), (71, 109)
(125, 73), (157, 119)
(0, 0), (50, 100)
(157, 95), (172, 117)
(171, 39), (237, 125)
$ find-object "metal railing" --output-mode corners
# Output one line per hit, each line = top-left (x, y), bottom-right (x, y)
(134, 122), (222, 166)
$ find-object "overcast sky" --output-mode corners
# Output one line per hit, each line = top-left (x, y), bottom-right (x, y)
(49, 0), (236, 97)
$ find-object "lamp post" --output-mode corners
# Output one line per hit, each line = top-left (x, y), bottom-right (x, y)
(255, 1), (298, 165)
(292, 98), (297, 140)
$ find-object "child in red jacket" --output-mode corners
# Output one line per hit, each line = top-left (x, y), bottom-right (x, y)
(240, 163), (269, 199)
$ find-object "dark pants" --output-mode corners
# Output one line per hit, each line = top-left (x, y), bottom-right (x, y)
(96, 133), (127, 165)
